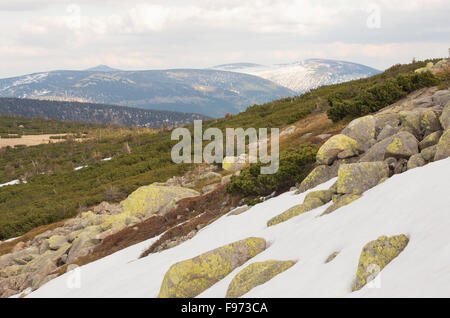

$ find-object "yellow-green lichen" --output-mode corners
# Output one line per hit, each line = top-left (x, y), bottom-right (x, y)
(316, 134), (360, 165)
(321, 194), (361, 215)
(304, 190), (333, 205)
(121, 184), (199, 219)
(158, 237), (266, 298)
(353, 234), (409, 291)
(226, 260), (297, 298)
(267, 198), (324, 227)
(385, 138), (403, 154)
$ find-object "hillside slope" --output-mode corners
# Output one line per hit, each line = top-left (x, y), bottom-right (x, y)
(0, 69), (295, 117)
(27, 158), (450, 297)
(213, 59), (380, 93)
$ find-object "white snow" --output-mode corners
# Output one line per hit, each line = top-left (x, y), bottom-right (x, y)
(0, 179), (23, 188)
(213, 59), (378, 93)
(28, 158), (450, 298)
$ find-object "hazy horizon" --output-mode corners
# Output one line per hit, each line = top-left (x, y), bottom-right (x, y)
(1, 0), (449, 78)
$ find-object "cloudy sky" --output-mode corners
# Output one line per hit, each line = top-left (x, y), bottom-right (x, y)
(0, 0), (449, 78)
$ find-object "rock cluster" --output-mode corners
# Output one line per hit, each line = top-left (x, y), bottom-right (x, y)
(295, 88), (450, 215)
(0, 184), (199, 298)
(353, 235), (409, 291)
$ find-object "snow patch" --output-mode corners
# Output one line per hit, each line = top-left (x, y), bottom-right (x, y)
(28, 158), (450, 298)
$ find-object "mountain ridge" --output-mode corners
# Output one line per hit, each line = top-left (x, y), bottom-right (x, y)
(0, 68), (295, 118)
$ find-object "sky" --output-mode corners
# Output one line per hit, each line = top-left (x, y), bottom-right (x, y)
(0, 0), (449, 78)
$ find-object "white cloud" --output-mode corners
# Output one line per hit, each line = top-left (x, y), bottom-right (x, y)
(0, 0), (449, 77)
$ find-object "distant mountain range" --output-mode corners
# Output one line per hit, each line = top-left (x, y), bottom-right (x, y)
(212, 59), (381, 93)
(0, 97), (209, 128)
(0, 59), (379, 119)
(0, 68), (295, 118)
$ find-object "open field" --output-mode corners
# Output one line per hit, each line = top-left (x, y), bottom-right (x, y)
(0, 134), (69, 148)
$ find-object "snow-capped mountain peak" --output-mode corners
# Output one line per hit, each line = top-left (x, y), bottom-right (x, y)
(212, 59), (381, 93)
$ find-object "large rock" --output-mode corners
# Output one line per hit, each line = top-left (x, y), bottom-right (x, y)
(267, 193), (328, 227)
(66, 227), (101, 263)
(407, 154), (426, 170)
(440, 104), (450, 130)
(158, 238), (266, 298)
(353, 235), (409, 291)
(413, 96), (435, 108)
(222, 155), (247, 172)
(384, 131), (419, 159)
(431, 89), (450, 106)
(419, 130), (442, 150)
(226, 260), (297, 298)
(121, 184), (199, 218)
(316, 134), (360, 165)
(399, 108), (441, 138)
(430, 59), (450, 75)
(421, 145), (437, 162)
(296, 163), (339, 194)
(304, 190), (333, 205)
(434, 129), (450, 161)
(337, 162), (389, 195)
(342, 116), (376, 151)
(376, 124), (399, 142)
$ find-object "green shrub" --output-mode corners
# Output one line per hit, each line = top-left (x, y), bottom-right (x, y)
(326, 71), (439, 122)
(226, 144), (318, 196)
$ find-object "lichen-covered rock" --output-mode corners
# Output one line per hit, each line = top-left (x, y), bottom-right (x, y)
(413, 96), (435, 108)
(419, 130), (442, 150)
(222, 156), (246, 172)
(321, 194), (362, 215)
(296, 163), (339, 194)
(158, 237), (266, 298)
(337, 162), (389, 195)
(421, 145), (437, 162)
(353, 234), (409, 291)
(304, 190), (333, 205)
(440, 104), (450, 130)
(226, 260), (297, 298)
(228, 206), (250, 216)
(434, 129), (450, 161)
(342, 116), (376, 151)
(267, 198), (324, 227)
(407, 154), (426, 170)
(431, 89), (450, 106)
(48, 235), (68, 251)
(121, 184), (199, 218)
(316, 134), (360, 165)
(66, 227), (101, 263)
(393, 158), (408, 175)
(376, 124), (399, 142)
(414, 61), (434, 73)
(359, 135), (395, 162)
(400, 108), (441, 138)
(384, 131), (419, 159)
(325, 252), (339, 263)
(374, 112), (400, 134)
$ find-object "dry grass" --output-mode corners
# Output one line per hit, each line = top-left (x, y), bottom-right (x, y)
(0, 134), (69, 148)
